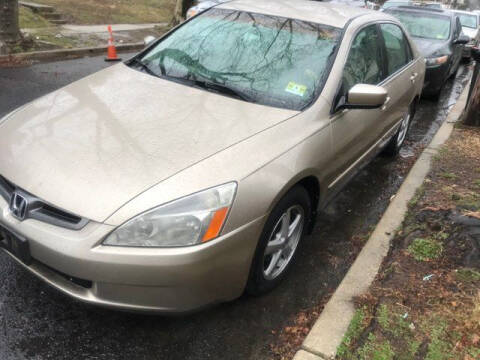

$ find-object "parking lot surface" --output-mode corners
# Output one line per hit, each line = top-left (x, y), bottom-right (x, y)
(0, 56), (472, 360)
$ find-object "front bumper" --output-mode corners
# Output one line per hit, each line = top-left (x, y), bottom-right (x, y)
(423, 62), (449, 95)
(0, 196), (264, 313)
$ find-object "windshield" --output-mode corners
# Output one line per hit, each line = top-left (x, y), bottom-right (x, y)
(135, 8), (341, 111)
(457, 13), (478, 29)
(382, 2), (410, 9)
(388, 10), (451, 40)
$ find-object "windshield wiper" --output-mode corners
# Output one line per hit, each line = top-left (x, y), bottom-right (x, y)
(191, 80), (253, 102)
(130, 58), (158, 77)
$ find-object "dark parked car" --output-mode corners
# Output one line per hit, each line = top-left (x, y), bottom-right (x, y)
(386, 6), (469, 98)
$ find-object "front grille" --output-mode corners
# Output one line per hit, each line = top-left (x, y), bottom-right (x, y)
(39, 260), (93, 289)
(35, 260), (93, 289)
(0, 175), (89, 230)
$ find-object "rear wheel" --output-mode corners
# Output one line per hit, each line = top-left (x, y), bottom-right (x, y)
(246, 186), (311, 295)
(383, 102), (415, 157)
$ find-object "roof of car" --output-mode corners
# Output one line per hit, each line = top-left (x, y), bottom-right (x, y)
(451, 9), (478, 15)
(217, 0), (376, 28)
(385, 5), (454, 18)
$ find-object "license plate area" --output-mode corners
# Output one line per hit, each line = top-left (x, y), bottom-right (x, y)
(0, 223), (32, 265)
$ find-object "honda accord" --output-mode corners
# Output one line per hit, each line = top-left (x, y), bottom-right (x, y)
(0, 0), (425, 313)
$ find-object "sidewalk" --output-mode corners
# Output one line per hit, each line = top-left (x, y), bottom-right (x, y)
(334, 122), (480, 360)
(25, 23), (168, 35)
(18, 23), (168, 53)
(294, 83), (476, 360)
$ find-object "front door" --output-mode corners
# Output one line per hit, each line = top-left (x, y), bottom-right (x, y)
(329, 24), (388, 186)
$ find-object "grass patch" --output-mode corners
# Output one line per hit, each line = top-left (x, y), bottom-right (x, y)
(357, 334), (395, 360)
(456, 193), (480, 211)
(337, 307), (369, 358)
(33, 29), (78, 49)
(408, 185), (425, 209)
(473, 179), (480, 187)
(439, 172), (457, 180)
(456, 268), (480, 282)
(408, 238), (443, 261)
(424, 319), (451, 360)
(33, 0), (176, 24)
(377, 305), (411, 338)
(19, 7), (52, 29)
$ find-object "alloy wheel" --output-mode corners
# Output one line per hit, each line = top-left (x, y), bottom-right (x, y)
(262, 205), (304, 281)
(396, 110), (411, 148)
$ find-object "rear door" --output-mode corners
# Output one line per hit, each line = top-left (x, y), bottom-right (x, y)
(378, 23), (416, 134)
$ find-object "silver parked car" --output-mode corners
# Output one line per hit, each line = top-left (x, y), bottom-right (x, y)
(452, 10), (480, 59)
(0, 0), (425, 313)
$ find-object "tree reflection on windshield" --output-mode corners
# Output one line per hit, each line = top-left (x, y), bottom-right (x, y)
(138, 9), (341, 110)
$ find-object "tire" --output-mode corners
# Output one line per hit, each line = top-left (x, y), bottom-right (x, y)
(246, 186), (312, 296)
(423, 84), (443, 100)
(383, 102), (415, 157)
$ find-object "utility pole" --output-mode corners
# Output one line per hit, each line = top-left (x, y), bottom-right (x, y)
(0, 0), (20, 53)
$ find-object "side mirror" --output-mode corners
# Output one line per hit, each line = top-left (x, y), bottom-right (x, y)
(143, 36), (156, 47)
(454, 34), (470, 45)
(338, 84), (388, 111)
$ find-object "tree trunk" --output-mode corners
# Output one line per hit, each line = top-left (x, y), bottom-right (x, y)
(464, 49), (480, 126)
(172, 0), (193, 26)
(0, 0), (20, 43)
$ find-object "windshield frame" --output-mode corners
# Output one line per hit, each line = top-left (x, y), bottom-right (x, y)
(127, 7), (345, 112)
(385, 9), (452, 41)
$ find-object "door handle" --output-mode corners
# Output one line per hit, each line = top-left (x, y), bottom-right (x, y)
(381, 96), (391, 111)
(410, 73), (418, 83)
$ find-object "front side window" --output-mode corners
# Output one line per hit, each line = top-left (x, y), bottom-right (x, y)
(388, 10), (451, 41)
(343, 25), (384, 92)
(457, 13), (478, 29)
(134, 8), (342, 111)
(380, 24), (412, 75)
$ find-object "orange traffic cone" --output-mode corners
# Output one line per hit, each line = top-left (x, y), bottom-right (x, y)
(105, 25), (121, 62)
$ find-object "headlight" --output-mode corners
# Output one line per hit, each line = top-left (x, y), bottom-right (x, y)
(103, 182), (237, 248)
(425, 56), (448, 67)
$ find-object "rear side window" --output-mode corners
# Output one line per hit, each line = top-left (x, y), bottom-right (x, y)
(343, 25), (385, 92)
(380, 24), (412, 76)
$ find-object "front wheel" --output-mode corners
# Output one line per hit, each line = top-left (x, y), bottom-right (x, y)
(383, 102), (415, 157)
(246, 186), (311, 296)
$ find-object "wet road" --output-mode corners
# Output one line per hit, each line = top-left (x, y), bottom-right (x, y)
(0, 57), (472, 360)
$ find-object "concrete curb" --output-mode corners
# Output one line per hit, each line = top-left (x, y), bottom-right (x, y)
(0, 42), (144, 65)
(297, 85), (470, 360)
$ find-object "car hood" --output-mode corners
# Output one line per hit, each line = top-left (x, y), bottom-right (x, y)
(0, 64), (298, 223)
(411, 37), (449, 57)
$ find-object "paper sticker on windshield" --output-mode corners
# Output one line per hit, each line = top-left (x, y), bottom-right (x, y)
(285, 82), (307, 97)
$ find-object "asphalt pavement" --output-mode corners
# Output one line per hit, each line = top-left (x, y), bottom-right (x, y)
(0, 56), (472, 360)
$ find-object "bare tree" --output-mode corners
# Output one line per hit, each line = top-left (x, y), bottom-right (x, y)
(463, 49), (480, 126)
(173, 0), (193, 25)
(0, 0), (20, 43)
